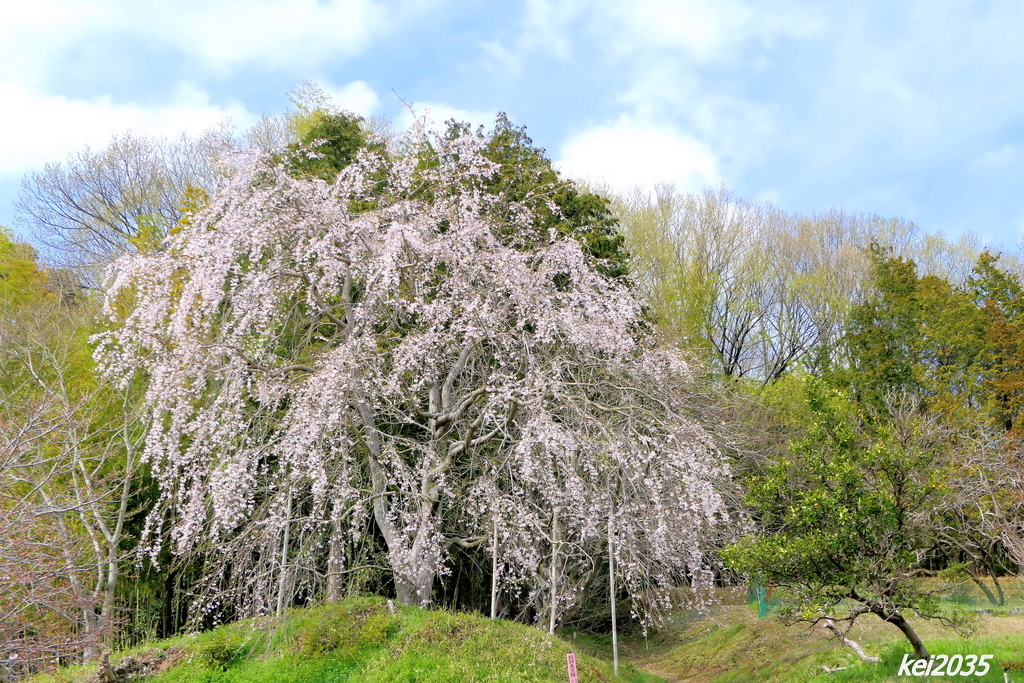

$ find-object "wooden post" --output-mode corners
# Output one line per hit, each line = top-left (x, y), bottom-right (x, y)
(566, 653), (579, 683)
(549, 506), (559, 634)
(609, 498), (619, 676)
(490, 515), (498, 619)
(275, 489), (292, 617)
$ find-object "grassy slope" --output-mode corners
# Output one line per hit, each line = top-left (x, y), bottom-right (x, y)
(27, 590), (1024, 682)
(625, 602), (1024, 683)
(30, 597), (660, 683)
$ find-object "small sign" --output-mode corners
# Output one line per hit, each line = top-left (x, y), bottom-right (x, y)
(566, 652), (578, 683)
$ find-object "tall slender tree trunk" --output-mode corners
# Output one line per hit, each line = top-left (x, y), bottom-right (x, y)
(96, 552), (119, 649)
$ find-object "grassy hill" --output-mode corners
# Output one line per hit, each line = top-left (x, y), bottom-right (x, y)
(28, 597), (659, 683)
(25, 589), (1024, 682)
(625, 596), (1024, 682)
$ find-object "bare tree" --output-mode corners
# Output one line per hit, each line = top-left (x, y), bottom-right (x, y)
(0, 296), (146, 673)
(15, 127), (235, 282)
(614, 187), (865, 381)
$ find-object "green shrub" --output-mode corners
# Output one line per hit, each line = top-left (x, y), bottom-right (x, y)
(197, 631), (248, 670)
(294, 601), (400, 657)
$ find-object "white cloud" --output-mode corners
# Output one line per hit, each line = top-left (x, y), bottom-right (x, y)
(491, 0), (796, 186)
(520, 0), (579, 60)
(511, 0), (822, 66)
(320, 80), (381, 117)
(162, 0), (390, 73)
(596, 0), (822, 63)
(395, 103), (501, 134)
(0, 0), (112, 87)
(0, 0), (424, 84)
(969, 144), (1017, 171)
(606, 0), (754, 61)
(556, 116), (720, 194)
(0, 0), (404, 179)
(479, 40), (522, 78)
(0, 82), (253, 178)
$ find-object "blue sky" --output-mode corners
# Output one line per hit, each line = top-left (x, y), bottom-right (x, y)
(3, 0), (1024, 252)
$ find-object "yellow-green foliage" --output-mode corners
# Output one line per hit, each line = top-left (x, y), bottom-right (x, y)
(0, 225), (48, 308)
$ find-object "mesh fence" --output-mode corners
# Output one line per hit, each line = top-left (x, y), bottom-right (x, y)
(938, 576), (1024, 611)
(749, 576), (1024, 617)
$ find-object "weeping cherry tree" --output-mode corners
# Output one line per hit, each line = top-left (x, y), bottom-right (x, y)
(94, 119), (731, 628)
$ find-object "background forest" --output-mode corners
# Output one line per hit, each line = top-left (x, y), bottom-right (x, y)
(2, 90), (1024, 678)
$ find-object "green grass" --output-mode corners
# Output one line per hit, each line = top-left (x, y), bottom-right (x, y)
(28, 597), (659, 683)
(827, 637), (1024, 682)
(627, 600), (1024, 682)
(26, 588), (1024, 682)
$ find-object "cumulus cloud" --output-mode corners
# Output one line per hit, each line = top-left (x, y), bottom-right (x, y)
(600, 0), (756, 62)
(0, 0), (425, 83)
(395, 103), (501, 133)
(0, 82), (253, 178)
(0, 0), (404, 179)
(161, 0), (391, 73)
(319, 80), (381, 117)
(556, 116), (720, 194)
(0, 0), (111, 86)
(604, 0), (821, 61)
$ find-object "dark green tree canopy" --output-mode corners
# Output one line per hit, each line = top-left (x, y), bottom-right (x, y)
(447, 114), (628, 279)
(286, 111), (369, 183)
(844, 245), (925, 406)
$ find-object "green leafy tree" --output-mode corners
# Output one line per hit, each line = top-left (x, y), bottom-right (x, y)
(285, 111), (369, 183)
(841, 246), (990, 419)
(968, 252), (1024, 433)
(0, 226), (50, 307)
(724, 378), (970, 661)
(843, 246), (925, 406)
(840, 249), (1017, 597)
(449, 113), (629, 279)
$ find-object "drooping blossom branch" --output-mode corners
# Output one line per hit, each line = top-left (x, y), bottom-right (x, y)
(96, 119), (730, 624)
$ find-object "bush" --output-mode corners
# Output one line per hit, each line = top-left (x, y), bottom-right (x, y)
(294, 600), (400, 658)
